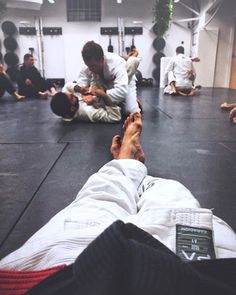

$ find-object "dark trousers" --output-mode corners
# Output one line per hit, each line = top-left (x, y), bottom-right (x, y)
(18, 79), (53, 98)
(0, 73), (16, 98)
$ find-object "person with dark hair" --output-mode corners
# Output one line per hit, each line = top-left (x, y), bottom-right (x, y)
(50, 82), (121, 123)
(0, 64), (25, 100)
(163, 46), (196, 96)
(77, 41), (140, 114)
(17, 54), (57, 98)
(0, 113), (235, 295)
(176, 45), (185, 54)
(50, 53), (140, 122)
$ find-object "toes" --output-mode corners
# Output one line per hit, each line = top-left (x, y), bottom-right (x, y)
(110, 135), (121, 156)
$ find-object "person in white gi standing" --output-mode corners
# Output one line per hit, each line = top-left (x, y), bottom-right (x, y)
(76, 41), (140, 114)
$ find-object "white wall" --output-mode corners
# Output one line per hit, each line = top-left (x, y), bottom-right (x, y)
(0, 0), (191, 84)
(205, 0), (236, 87)
(196, 0), (236, 87)
(0, 0), (235, 87)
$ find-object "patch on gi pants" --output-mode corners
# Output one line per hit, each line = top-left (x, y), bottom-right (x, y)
(176, 224), (216, 262)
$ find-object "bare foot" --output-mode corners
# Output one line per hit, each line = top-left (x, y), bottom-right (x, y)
(14, 92), (25, 101)
(177, 90), (187, 96)
(110, 135), (121, 159)
(220, 102), (236, 110)
(187, 89), (195, 96)
(38, 91), (48, 99)
(170, 82), (177, 95)
(118, 112), (145, 163)
(221, 102), (229, 109)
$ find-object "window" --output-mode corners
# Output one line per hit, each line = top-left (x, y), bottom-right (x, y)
(67, 0), (101, 22)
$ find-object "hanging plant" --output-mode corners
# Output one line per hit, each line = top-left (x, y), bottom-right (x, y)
(152, 0), (173, 36)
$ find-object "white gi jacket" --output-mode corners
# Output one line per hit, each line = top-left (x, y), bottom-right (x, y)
(0, 160), (235, 270)
(62, 82), (121, 123)
(163, 53), (196, 89)
(77, 52), (139, 114)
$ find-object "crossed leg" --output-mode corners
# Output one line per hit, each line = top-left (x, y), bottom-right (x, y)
(110, 112), (145, 163)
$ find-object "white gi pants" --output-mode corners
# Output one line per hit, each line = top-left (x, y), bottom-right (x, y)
(164, 70), (193, 94)
(125, 77), (140, 114)
(125, 56), (140, 114)
(0, 160), (235, 270)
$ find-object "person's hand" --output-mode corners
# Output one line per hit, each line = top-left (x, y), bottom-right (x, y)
(25, 79), (32, 85)
(74, 85), (89, 95)
(187, 70), (195, 81)
(93, 87), (106, 98)
(191, 57), (200, 62)
(82, 95), (95, 105)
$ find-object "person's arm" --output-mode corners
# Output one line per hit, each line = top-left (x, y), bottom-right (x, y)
(62, 82), (77, 94)
(89, 105), (122, 123)
(190, 61), (196, 81)
(77, 66), (92, 87)
(105, 60), (128, 105)
(90, 87), (115, 107)
(16, 66), (27, 86)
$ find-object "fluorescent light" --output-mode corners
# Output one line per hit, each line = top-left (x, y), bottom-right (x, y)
(117, 0), (122, 3)
(48, 0), (55, 3)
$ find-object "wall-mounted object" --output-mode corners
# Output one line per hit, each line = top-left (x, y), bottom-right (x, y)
(4, 36), (18, 51)
(43, 27), (62, 35)
(1, 21), (17, 35)
(19, 27), (36, 35)
(100, 27), (118, 35)
(124, 27), (143, 35)
(4, 52), (19, 66)
(152, 52), (165, 65)
(152, 37), (166, 51)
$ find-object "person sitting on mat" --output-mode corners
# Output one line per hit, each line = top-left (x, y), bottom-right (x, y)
(0, 64), (25, 101)
(220, 102), (236, 124)
(17, 54), (57, 99)
(163, 46), (197, 96)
